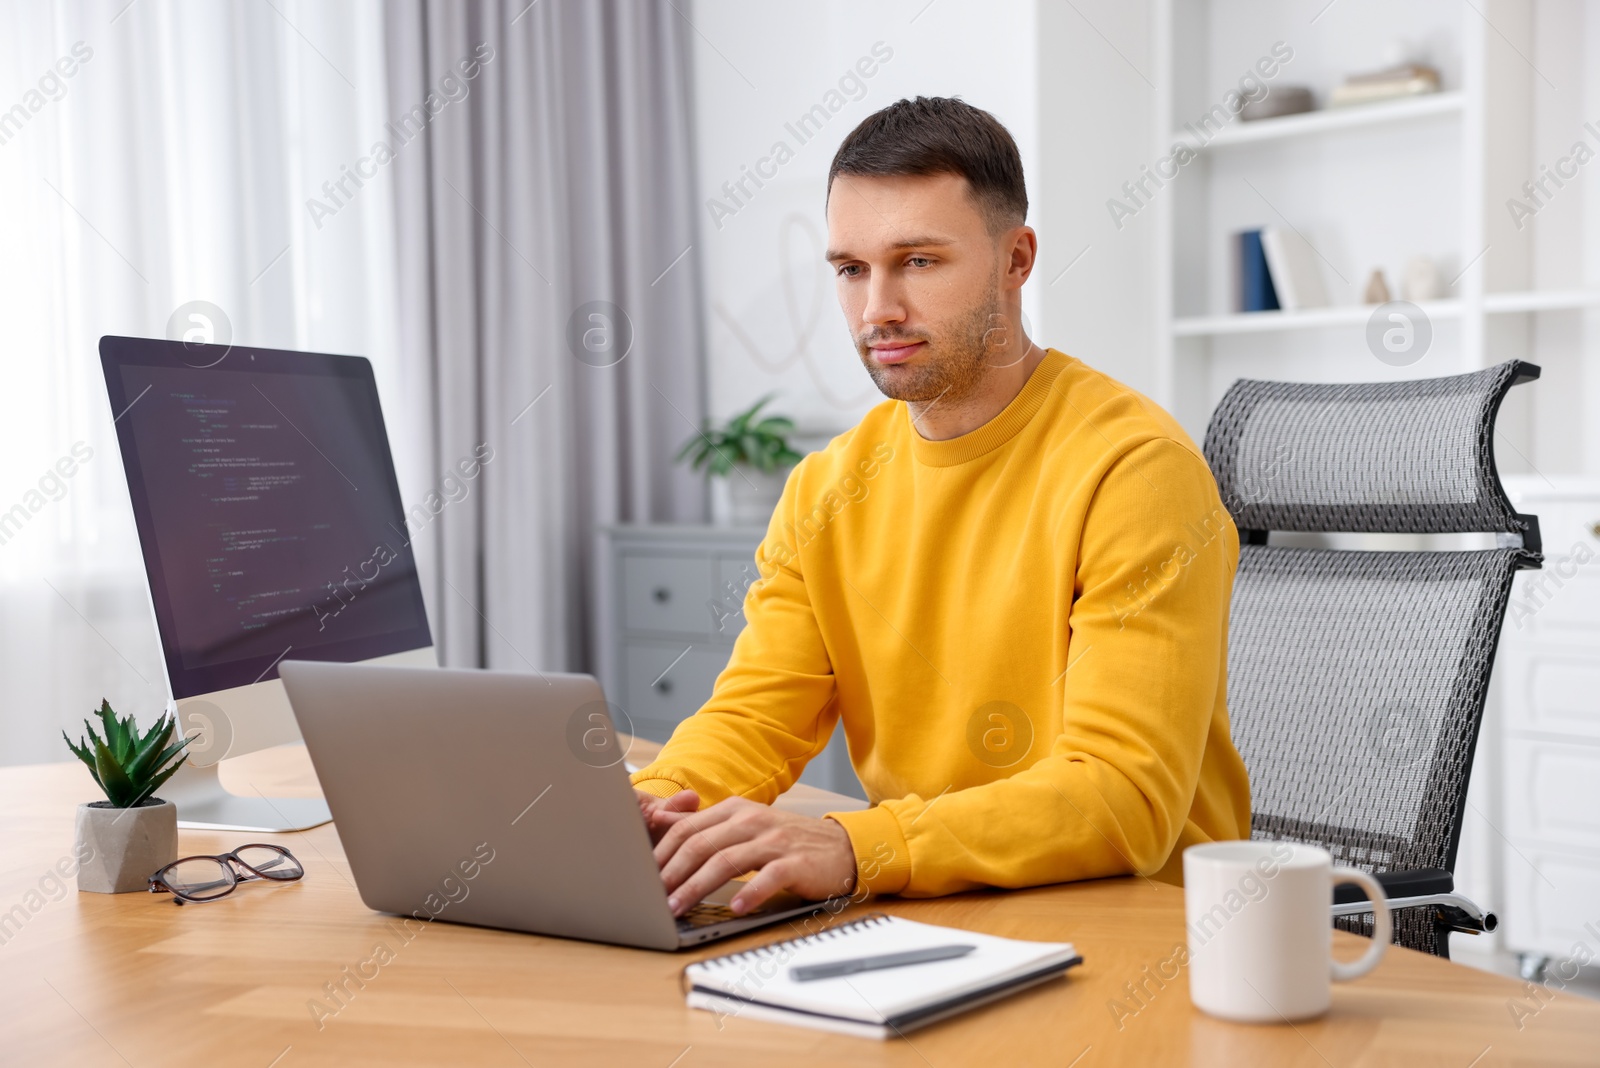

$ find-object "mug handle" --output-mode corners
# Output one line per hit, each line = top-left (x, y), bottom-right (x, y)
(1328, 866), (1390, 981)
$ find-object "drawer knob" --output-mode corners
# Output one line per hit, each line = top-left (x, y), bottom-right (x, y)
(654, 678), (673, 695)
(1590, 521), (1600, 540)
(652, 587), (671, 604)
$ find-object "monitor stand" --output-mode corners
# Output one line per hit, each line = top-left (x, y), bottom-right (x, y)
(160, 761), (332, 832)
(158, 650), (434, 831)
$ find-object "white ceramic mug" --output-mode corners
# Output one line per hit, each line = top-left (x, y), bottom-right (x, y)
(1184, 841), (1390, 1022)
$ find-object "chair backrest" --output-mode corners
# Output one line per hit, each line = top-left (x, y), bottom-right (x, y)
(1203, 361), (1542, 875)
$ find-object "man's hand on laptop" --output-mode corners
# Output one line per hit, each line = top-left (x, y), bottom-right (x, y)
(638, 791), (857, 916)
(636, 789), (699, 845)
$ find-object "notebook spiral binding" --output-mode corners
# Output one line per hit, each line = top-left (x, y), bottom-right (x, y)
(693, 913), (892, 972)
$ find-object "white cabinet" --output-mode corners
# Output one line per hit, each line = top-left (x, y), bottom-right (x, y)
(1487, 478), (1600, 962)
(1502, 738), (1600, 851)
(596, 524), (864, 799)
(1500, 652), (1600, 740)
(1502, 849), (1600, 955)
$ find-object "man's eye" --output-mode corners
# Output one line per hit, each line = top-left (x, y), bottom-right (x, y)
(837, 264), (861, 277)
(907, 256), (932, 268)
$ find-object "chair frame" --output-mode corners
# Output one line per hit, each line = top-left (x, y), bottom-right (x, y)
(1206, 360), (1542, 957)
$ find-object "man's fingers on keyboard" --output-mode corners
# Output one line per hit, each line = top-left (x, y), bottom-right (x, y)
(638, 789), (697, 817)
(653, 798), (743, 866)
(661, 790), (699, 812)
(660, 816), (769, 892)
(638, 791), (698, 844)
(649, 808), (697, 833)
(728, 862), (795, 914)
(666, 842), (767, 917)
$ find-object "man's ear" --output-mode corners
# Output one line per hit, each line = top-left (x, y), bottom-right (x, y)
(1005, 226), (1038, 288)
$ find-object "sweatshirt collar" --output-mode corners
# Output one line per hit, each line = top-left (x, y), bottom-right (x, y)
(907, 349), (1071, 467)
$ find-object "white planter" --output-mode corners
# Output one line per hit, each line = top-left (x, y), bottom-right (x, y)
(74, 799), (178, 894)
(715, 467), (788, 527)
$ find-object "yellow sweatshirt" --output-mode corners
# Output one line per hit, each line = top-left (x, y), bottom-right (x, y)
(632, 350), (1251, 895)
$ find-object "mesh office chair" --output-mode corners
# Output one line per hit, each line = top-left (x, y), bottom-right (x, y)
(1202, 360), (1542, 958)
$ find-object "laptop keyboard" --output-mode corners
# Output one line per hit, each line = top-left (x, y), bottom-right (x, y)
(677, 901), (739, 929)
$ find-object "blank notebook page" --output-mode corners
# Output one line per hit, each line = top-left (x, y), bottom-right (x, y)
(684, 913), (1079, 1024)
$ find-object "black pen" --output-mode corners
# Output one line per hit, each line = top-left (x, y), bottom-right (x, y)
(790, 943), (977, 982)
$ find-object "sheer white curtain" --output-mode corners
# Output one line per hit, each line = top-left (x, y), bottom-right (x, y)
(0, 1), (409, 765)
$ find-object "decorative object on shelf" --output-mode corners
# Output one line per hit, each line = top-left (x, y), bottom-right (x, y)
(1235, 229), (1280, 313)
(63, 701), (189, 894)
(1260, 227), (1329, 311)
(677, 394), (804, 526)
(1403, 256), (1441, 302)
(1240, 85), (1314, 123)
(1329, 62), (1440, 108)
(1364, 269), (1392, 305)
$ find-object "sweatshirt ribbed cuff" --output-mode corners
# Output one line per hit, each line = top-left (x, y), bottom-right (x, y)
(827, 804), (912, 896)
(629, 775), (685, 800)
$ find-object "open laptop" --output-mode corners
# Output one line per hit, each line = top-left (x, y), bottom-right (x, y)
(278, 660), (825, 950)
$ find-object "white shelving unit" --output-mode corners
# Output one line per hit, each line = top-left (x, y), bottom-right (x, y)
(1151, 0), (1600, 976)
(1152, 0), (1600, 479)
(1194, 90), (1466, 149)
(1173, 289), (1600, 337)
(1172, 298), (1463, 337)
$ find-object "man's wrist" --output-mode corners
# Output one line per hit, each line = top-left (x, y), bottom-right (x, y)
(826, 805), (913, 896)
(823, 816), (859, 896)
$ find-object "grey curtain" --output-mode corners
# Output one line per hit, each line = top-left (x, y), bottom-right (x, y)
(384, 0), (707, 672)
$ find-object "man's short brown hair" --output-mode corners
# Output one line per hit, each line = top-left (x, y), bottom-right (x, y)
(827, 96), (1028, 234)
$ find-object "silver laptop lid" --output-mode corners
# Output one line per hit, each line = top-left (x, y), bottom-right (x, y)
(279, 661), (682, 950)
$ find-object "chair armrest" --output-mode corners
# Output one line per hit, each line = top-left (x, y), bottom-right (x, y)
(1332, 867), (1451, 905)
(1328, 868), (1497, 934)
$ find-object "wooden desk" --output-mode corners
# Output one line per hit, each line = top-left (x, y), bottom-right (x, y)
(2, 741), (1595, 1066)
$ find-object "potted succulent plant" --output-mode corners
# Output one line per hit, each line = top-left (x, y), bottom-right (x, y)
(62, 701), (189, 893)
(677, 394), (804, 526)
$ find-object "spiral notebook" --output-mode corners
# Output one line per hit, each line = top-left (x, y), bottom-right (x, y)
(682, 913), (1082, 1039)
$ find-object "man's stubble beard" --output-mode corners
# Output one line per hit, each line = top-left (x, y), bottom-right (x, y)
(857, 287), (1002, 406)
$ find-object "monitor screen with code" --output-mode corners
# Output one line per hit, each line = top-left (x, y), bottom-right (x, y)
(101, 336), (432, 699)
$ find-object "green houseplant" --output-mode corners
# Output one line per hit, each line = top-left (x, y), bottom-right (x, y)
(676, 394), (803, 525)
(63, 701), (189, 893)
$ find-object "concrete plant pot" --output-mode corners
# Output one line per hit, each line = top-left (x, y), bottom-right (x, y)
(717, 467), (789, 527)
(75, 799), (178, 894)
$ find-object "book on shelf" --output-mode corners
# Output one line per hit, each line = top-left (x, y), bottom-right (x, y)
(1235, 229), (1280, 314)
(1260, 226), (1329, 311)
(1329, 63), (1440, 108)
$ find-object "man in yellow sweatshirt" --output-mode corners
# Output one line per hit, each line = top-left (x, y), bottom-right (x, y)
(635, 96), (1251, 918)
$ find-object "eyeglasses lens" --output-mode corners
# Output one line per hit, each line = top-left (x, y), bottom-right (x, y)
(236, 846), (304, 880)
(163, 858), (236, 900)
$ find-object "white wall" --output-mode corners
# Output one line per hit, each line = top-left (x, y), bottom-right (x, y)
(685, 0), (1041, 439)
(1035, 0), (1158, 396)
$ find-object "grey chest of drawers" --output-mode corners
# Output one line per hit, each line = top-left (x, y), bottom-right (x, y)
(595, 524), (863, 799)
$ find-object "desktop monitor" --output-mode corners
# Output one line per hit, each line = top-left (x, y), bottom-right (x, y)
(100, 335), (435, 831)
